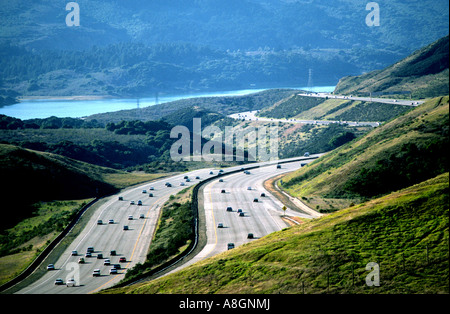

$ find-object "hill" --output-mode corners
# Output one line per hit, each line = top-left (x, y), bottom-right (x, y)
(280, 96), (448, 211)
(0, 143), (159, 231)
(1, 1), (448, 97)
(103, 172), (449, 294)
(334, 36), (449, 98)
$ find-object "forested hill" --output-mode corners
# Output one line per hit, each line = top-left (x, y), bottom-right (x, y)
(0, 1), (448, 97)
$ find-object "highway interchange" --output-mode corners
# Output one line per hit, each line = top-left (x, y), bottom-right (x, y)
(15, 156), (320, 294)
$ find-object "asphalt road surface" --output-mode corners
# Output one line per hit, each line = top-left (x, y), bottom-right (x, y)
(165, 159), (318, 274)
(17, 168), (213, 294)
(17, 156), (321, 293)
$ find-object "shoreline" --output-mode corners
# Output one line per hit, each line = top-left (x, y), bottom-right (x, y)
(17, 95), (114, 101)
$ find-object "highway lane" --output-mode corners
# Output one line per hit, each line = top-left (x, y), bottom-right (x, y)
(16, 168), (214, 294)
(297, 92), (424, 107)
(16, 155), (322, 293)
(167, 159), (318, 274)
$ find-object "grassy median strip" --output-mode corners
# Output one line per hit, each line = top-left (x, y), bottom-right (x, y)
(122, 186), (195, 282)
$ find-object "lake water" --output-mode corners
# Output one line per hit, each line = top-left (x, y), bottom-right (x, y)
(0, 86), (335, 120)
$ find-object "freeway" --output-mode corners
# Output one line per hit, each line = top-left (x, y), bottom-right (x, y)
(16, 168), (214, 294)
(298, 92), (424, 107)
(165, 158), (319, 274)
(16, 155), (322, 293)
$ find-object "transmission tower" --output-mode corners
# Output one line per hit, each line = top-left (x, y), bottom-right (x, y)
(307, 68), (313, 93)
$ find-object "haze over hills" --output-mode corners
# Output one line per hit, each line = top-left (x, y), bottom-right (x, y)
(0, 0), (448, 97)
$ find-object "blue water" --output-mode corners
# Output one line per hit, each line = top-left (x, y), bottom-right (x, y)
(0, 86), (335, 120)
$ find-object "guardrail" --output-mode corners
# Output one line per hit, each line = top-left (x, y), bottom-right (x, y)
(115, 155), (320, 288)
(0, 198), (99, 293)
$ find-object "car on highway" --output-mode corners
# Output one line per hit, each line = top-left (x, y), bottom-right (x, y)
(260, 193), (266, 197)
(217, 223), (224, 228)
(92, 269), (101, 277)
(137, 200), (142, 205)
(227, 243), (235, 250)
(87, 247), (94, 253)
(247, 233), (254, 239)
(78, 257), (85, 264)
(247, 186), (251, 190)
(108, 219), (114, 224)
(85, 252), (92, 257)
(219, 179), (224, 182)
(195, 176), (200, 180)
(139, 214), (145, 219)
(97, 253), (103, 259)
(209, 171), (214, 175)
(47, 264), (55, 270)
(118, 196), (123, 201)
(128, 215), (133, 220)
(112, 263), (121, 269)
(221, 189), (226, 193)
(142, 189), (147, 193)
(110, 268), (118, 275)
(54, 278), (64, 285)
(66, 278), (76, 287)
(97, 219), (103, 225)
(149, 193), (153, 197)
(71, 250), (78, 256)
(226, 206), (233, 212)
(123, 225), (129, 230)
(239, 212), (245, 217)
(104, 259), (111, 266)
(149, 186), (154, 190)
(253, 198), (258, 202)
(119, 257), (127, 263)
(130, 201), (135, 205)
(237, 209), (243, 213)
(276, 164), (282, 169)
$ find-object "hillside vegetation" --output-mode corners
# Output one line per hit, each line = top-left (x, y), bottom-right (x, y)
(281, 96), (448, 211)
(104, 172), (449, 294)
(334, 36), (449, 98)
(0, 144), (163, 231)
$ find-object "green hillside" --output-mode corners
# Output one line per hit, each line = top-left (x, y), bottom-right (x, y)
(0, 143), (161, 231)
(104, 172), (449, 294)
(281, 96), (448, 211)
(334, 36), (449, 98)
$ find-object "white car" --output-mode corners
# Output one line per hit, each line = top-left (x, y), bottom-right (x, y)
(92, 269), (101, 277)
(66, 278), (76, 287)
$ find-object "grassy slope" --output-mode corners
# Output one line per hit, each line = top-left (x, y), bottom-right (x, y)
(0, 143), (167, 285)
(334, 36), (449, 98)
(105, 172), (449, 294)
(281, 96), (448, 207)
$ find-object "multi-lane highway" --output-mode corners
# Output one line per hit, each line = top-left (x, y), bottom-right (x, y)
(16, 168), (214, 294)
(16, 156), (322, 294)
(164, 158), (318, 275)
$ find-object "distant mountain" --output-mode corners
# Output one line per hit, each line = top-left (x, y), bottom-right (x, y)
(334, 35), (449, 98)
(0, 1), (448, 97)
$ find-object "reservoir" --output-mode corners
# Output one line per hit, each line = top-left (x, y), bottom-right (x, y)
(0, 86), (335, 120)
